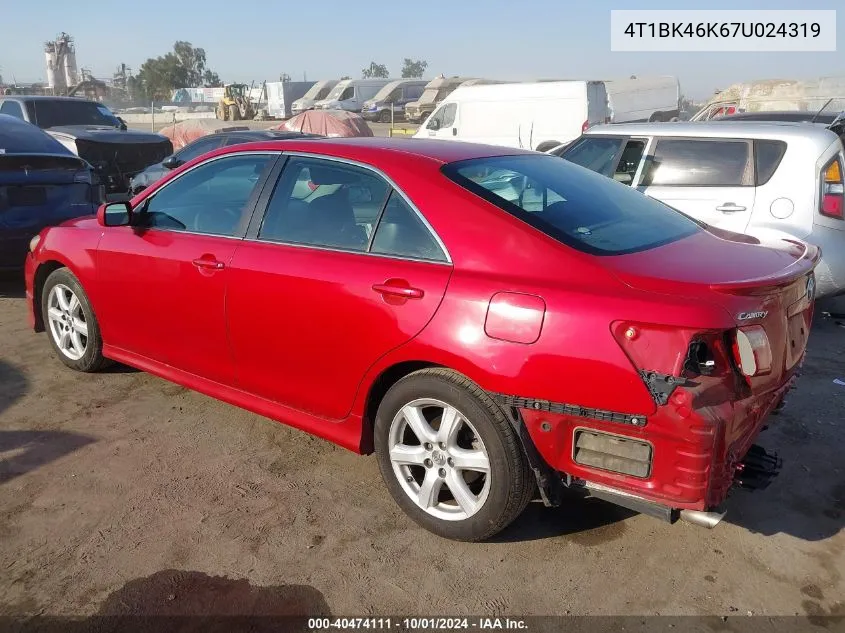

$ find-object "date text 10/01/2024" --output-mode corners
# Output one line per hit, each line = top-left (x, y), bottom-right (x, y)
(308, 618), (529, 630)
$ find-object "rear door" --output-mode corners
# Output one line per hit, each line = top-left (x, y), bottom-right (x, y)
(227, 155), (452, 420)
(638, 137), (756, 233)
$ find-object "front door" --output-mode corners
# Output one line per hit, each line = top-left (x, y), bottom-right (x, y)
(424, 102), (458, 139)
(227, 155), (452, 419)
(95, 152), (277, 384)
(637, 137), (756, 234)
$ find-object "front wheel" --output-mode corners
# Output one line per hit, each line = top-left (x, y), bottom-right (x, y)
(379, 109), (392, 123)
(374, 368), (535, 541)
(42, 268), (110, 372)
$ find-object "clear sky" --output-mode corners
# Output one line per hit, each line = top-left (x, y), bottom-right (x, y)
(0, 0), (841, 99)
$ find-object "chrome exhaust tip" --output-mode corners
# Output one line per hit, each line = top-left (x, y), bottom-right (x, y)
(679, 508), (726, 529)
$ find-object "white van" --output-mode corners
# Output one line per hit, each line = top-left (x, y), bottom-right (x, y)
(291, 80), (339, 115)
(360, 79), (428, 122)
(314, 79), (393, 113)
(604, 76), (680, 122)
(414, 81), (609, 151)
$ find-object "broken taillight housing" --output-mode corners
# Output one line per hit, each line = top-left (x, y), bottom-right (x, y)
(731, 326), (773, 378)
(821, 158), (844, 220)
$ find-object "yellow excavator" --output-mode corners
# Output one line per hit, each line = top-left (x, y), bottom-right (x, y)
(216, 83), (255, 121)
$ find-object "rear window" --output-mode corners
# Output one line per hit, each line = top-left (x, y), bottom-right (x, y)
(642, 139), (752, 187)
(442, 154), (699, 256)
(754, 140), (787, 185)
(0, 115), (74, 154)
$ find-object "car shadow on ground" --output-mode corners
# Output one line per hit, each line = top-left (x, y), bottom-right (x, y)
(0, 273), (25, 299)
(0, 359), (96, 484)
(492, 492), (636, 543)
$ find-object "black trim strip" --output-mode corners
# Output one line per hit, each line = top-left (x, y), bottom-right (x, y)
(491, 393), (647, 427)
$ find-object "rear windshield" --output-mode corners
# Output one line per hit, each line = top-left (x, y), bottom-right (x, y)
(442, 154), (699, 256)
(32, 100), (121, 129)
(0, 115), (73, 154)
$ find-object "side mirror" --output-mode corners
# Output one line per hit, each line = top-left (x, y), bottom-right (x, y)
(97, 201), (133, 227)
(162, 155), (182, 169)
(428, 118), (441, 131)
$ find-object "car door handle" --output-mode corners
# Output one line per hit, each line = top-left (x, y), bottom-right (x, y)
(192, 257), (225, 270)
(716, 203), (747, 213)
(372, 281), (424, 300)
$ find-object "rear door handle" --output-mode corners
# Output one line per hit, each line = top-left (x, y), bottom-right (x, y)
(372, 280), (424, 300)
(192, 257), (225, 270)
(716, 203), (747, 213)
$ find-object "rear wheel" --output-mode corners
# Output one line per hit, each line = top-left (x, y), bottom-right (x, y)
(228, 105), (239, 121)
(374, 368), (534, 541)
(41, 268), (110, 372)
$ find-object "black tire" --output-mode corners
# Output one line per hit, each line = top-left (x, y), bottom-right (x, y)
(379, 109), (392, 123)
(374, 368), (535, 541)
(41, 268), (110, 372)
(649, 112), (664, 122)
(534, 140), (561, 153)
(228, 105), (239, 121)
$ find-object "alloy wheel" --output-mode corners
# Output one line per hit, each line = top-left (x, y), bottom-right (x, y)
(47, 283), (88, 361)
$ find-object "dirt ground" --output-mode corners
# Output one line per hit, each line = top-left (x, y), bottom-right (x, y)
(0, 274), (843, 620)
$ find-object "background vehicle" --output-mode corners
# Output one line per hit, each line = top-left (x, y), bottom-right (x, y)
(128, 129), (321, 195)
(314, 79), (393, 112)
(712, 107), (845, 140)
(405, 77), (468, 123)
(604, 76), (680, 122)
(291, 80), (339, 115)
(360, 79), (427, 122)
(554, 121), (845, 297)
(26, 138), (815, 541)
(0, 114), (101, 270)
(216, 84), (255, 121)
(414, 81), (609, 151)
(263, 80), (314, 119)
(0, 96), (172, 198)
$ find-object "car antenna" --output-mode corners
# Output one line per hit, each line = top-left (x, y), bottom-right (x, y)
(811, 98), (833, 124)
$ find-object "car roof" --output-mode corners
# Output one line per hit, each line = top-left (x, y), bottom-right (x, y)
(216, 137), (536, 164)
(585, 121), (841, 142)
(714, 111), (839, 123)
(1, 95), (97, 103)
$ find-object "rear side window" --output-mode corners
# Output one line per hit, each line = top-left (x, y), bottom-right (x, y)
(643, 139), (752, 187)
(754, 140), (787, 185)
(443, 154), (699, 256)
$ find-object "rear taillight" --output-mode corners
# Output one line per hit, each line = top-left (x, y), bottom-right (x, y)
(582, 120), (589, 133)
(821, 158), (844, 219)
(731, 326), (773, 378)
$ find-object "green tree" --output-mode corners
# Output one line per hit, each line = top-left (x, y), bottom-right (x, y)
(362, 62), (389, 79)
(401, 58), (428, 79)
(136, 41), (220, 100)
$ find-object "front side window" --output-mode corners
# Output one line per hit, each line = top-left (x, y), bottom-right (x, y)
(176, 136), (225, 163)
(643, 139), (752, 187)
(562, 137), (625, 177)
(137, 153), (274, 236)
(443, 154), (699, 256)
(339, 87), (354, 101)
(32, 100), (121, 128)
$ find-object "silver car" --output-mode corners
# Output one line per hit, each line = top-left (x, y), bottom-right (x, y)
(551, 121), (845, 298)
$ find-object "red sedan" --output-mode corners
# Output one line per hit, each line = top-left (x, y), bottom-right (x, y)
(24, 138), (818, 541)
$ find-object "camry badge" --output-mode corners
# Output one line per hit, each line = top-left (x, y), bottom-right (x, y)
(737, 311), (768, 321)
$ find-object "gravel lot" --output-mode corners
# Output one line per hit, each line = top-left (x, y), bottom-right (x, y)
(0, 275), (843, 620)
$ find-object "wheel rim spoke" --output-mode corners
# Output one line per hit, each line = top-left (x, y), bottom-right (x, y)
(58, 330), (71, 351)
(389, 444), (427, 466)
(445, 471), (479, 515)
(55, 288), (70, 310)
(70, 331), (85, 355)
(47, 307), (63, 322)
(401, 404), (436, 444)
(437, 405), (462, 446)
(72, 317), (88, 337)
(68, 294), (80, 315)
(417, 469), (443, 509)
(450, 447), (490, 473)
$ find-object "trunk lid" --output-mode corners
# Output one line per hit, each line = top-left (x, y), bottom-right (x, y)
(601, 227), (819, 393)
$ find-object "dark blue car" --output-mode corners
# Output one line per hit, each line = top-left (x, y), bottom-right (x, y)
(0, 114), (102, 270)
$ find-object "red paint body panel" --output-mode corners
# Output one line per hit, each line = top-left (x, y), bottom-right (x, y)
(24, 138), (820, 517)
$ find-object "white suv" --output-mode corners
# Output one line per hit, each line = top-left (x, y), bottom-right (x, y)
(552, 121), (845, 298)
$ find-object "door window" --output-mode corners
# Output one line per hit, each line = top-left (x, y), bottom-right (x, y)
(259, 157), (389, 251)
(0, 101), (25, 120)
(427, 103), (456, 129)
(371, 192), (447, 262)
(136, 153), (275, 236)
(613, 140), (646, 185)
(562, 137), (625, 177)
(339, 87), (354, 100)
(642, 139), (753, 187)
(404, 85), (424, 100)
(175, 136), (225, 163)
